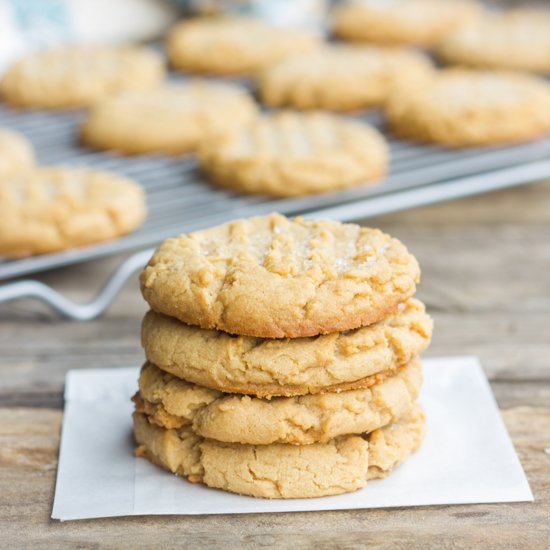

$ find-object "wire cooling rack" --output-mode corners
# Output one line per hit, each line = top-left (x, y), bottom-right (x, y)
(1, 85), (550, 317)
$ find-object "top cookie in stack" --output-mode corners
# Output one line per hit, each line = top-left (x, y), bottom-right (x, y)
(140, 213), (420, 338)
(135, 213), (431, 499)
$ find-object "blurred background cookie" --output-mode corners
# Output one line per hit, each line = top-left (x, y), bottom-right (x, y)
(331, 0), (480, 46)
(0, 128), (35, 179)
(199, 111), (389, 196)
(259, 45), (434, 111)
(437, 8), (550, 74)
(166, 16), (322, 74)
(0, 45), (164, 109)
(0, 167), (146, 257)
(81, 81), (257, 155)
(386, 69), (550, 147)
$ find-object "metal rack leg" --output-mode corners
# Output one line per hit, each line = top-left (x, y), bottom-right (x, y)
(0, 248), (154, 320)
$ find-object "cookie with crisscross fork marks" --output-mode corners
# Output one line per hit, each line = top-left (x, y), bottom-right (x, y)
(387, 69), (550, 147)
(200, 112), (388, 196)
(0, 45), (164, 109)
(140, 213), (420, 338)
(0, 167), (146, 257)
(81, 82), (257, 155)
(437, 9), (550, 74)
(167, 17), (321, 75)
(259, 45), (433, 111)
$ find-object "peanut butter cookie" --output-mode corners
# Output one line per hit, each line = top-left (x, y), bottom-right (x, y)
(199, 112), (388, 196)
(0, 167), (146, 257)
(133, 404), (425, 498)
(387, 69), (550, 147)
(1, 45), (164, 108)
(81, 82), (257, 155)
(167, 17), (321, 75)
(437, 9), (550, 74)
(332, 0), (480, 46)
(140, 213), (420, 338)
(259, 45), (433, 111)
(141, 299), (432, 396)
(134, 359), (422, 445)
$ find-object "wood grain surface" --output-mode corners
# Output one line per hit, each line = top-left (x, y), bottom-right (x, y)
(1, 180), (549, 549)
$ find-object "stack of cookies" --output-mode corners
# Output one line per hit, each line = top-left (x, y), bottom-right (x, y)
(133, 213), (432, 499)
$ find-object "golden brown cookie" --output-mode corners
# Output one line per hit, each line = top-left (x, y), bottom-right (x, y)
(0, 45), (164, 109)
(437, 9), (550, 74)
(80, 82), (257, 155)
(148, 360), (398, 399)
(258, 45), (434, 111)
(199, 111), (388, 196)
(386, 69), (550, 147)
(332, 0), (480, 46)
(134, 359), (422, 445)
(140, 213), (420, 338)
(167, 16), (321, 75)
(0, 167), (146, 257)
(0, 128), (34, 179)
(133, 404), (425, 498)
(141, 299), (432, 397)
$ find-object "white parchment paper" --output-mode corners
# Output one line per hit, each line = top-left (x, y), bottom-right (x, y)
(52, 356), (533, 520)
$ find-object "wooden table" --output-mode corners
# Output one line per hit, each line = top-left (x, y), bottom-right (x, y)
(1, 181), (549, 549)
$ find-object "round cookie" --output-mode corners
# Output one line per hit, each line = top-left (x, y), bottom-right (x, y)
(133, 404), (425, 498)
(331, 0), (480, 46)
(0, 167), (146, 257)
(0, 45), (164, 109)
(141, 299), (432, 397)
(386, 69), (550, 147)
(167, 17), (321, 75)
(199, 111), (389, 196)
(140, 213), (420, 338)
(134, 359), (422, 445)
(0, 128), (34, 179)
(259, 45), (434, 111)
(145, 360), (395, 399)
(81, 82), (258, 155)
(437, 9), (550, 74)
